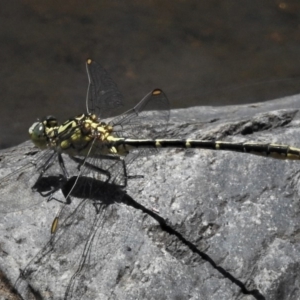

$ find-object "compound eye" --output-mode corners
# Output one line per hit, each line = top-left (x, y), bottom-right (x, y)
(34, 123), (45, 137)
(29, 121), (48, 149)
(29, 122), (45, 138)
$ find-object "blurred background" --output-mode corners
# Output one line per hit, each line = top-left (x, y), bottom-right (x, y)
(1, 0), (300, 148)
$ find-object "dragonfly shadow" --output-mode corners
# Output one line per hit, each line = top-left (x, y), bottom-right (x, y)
(32, 174), (127, 207)
(32, 175), (67, 202)
(62, 176), (126, 204)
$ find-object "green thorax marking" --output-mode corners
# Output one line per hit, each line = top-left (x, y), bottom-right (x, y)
(52, 114), (119, 156)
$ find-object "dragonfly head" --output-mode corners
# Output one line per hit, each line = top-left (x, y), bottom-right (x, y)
(29, 116), (58, 149)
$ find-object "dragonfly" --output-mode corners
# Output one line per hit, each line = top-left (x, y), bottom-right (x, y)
(1, 59), (300, 299)
(1, 59), (300, 227)
(27, 60), (300, 232)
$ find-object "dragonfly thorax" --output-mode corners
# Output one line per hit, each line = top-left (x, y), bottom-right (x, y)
(56, 114), (117, 156)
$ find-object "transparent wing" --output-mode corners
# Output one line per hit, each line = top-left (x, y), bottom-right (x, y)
(110, 88), (170, 139)
(86, 59), (124, 119)
(15, 181), (139, 300)
(75, 61), (170, 190)
(75, 153), (128, 187)
(110, 88), (170, 179)
(0, 143), (59, 213)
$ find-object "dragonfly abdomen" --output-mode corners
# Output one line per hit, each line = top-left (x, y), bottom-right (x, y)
(113, 139), (300, 160)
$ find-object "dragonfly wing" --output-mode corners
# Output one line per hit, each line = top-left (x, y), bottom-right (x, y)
(16, 180), (132, 300)
(86, 59), (124, 119)
(110, 89), (170, 139)
(0, 144), (59, 213)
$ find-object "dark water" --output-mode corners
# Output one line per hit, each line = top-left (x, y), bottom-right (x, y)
(1, 0), (300, 149)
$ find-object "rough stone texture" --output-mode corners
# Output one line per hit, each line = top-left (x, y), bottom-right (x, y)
(1, 94), (300, 299)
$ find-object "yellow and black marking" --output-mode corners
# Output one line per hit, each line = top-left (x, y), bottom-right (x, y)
(108, 139), (300, 160)
(30, 113), (300, 161)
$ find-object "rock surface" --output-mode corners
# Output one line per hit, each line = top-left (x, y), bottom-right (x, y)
(1, 94), (300, 299)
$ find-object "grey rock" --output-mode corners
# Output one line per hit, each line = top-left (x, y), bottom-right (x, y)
(1, 94), (300, 299)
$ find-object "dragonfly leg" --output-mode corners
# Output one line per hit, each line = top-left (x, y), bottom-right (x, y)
(31, 152), (57, 192)
(58, 153), (69, 179)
